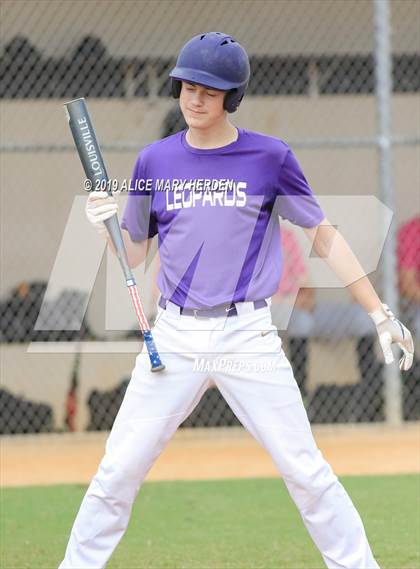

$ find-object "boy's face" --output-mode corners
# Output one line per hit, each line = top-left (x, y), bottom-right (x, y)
(179, 81), (226, 128)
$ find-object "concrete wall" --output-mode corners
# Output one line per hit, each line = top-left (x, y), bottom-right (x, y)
(0, 343), (136, 431)
(2, 0), (419, 431)
(1, 94), (418, 428)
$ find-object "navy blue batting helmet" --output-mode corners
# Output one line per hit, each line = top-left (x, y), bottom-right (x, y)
(169, 32), (250, 113)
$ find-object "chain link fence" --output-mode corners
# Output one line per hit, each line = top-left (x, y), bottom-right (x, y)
(1, 0), (419, 434)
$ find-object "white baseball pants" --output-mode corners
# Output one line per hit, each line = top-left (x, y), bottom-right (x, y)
(59, 302), (380, 569)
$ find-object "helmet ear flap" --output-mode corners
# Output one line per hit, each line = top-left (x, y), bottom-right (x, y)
(171, 78), (182, 99)
(224, 89), (239, 113)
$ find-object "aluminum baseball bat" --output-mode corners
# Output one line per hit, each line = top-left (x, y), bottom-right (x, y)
(64, 97), (165, 372)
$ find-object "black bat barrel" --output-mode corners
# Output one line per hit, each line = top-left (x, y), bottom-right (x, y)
(64, 98), (110, 190)
(64, 98), (133, 283)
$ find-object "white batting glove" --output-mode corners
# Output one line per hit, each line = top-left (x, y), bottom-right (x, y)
(85, 191), (118, 236)
(369, 304), (414, 371)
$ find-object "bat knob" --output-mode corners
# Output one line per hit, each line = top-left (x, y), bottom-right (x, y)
(151, 364), (166, 373)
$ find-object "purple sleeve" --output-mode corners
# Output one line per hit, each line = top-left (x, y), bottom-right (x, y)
(120, 155), (158, 242)
(275, 149), (324, 228)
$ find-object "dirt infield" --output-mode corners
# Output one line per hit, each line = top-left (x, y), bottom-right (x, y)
(1, 423), (419, 487)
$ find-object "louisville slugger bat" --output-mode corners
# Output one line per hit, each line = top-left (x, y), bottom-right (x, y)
(64, 97), (165, 372)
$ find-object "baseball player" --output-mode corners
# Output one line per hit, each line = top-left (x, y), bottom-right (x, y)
(59, 33), (414, 569)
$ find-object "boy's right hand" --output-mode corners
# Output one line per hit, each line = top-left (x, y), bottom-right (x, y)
(85, 191), (118, 236)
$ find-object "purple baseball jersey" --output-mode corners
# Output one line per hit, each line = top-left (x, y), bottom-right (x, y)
(121, 128), (324, 309)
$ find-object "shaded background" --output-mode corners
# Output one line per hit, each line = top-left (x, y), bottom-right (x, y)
(0, 0), (419, 433)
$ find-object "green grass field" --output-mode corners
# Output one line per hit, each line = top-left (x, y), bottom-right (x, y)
(1, 475), (419, 568)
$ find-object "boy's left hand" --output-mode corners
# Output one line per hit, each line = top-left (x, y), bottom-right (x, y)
(369, 304), (414, 371)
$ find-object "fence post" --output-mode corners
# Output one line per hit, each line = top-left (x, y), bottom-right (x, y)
(373, 0), (403, 425)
